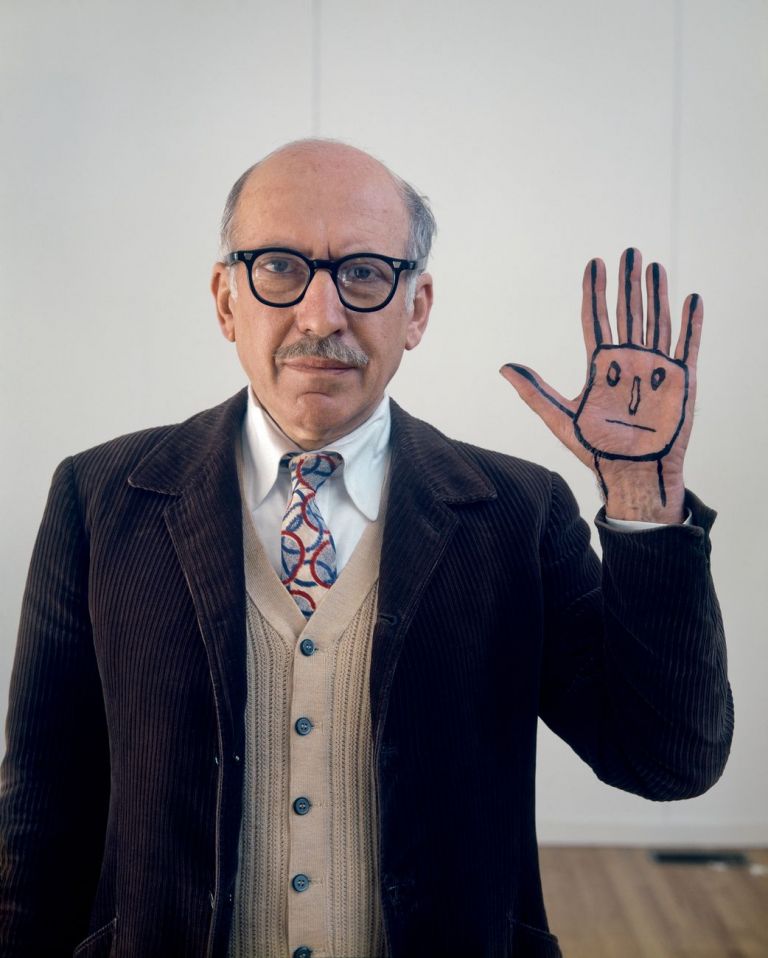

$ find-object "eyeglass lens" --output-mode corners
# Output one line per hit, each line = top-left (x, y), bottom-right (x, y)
(250, 252), (396, 308)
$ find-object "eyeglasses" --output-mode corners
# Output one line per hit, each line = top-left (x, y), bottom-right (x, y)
(224, 247), (419, 313)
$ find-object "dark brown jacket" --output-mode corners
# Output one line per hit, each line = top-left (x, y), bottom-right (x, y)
(0, 389), (732, 957)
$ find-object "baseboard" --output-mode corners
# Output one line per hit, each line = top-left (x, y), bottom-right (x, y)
(537, 821), (768, 847)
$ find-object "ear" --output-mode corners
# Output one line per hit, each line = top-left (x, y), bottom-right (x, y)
(211, 262), (237, 342)
(404, 272), (433, 351)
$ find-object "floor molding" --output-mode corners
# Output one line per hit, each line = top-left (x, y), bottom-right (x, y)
(537, 821), (768, 846)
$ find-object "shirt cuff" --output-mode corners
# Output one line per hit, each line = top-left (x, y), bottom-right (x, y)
(604, 510), (692, 532)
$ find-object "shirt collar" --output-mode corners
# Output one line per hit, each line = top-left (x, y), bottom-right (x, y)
(242, 388), (391, 521)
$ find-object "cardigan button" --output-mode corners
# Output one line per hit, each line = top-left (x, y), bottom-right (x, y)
(299, 637), (316, 656)
(291, 873), (311, 893)
(293, 796), (312, 816)
(295, 717), (313, 736)
(293, 948), (313, 958)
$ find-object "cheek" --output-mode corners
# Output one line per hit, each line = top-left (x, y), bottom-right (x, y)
(642, 386), (684, 433)
(376, 340), (408, 379)
(645, 387), (667, 415)
(587, 379), (627, 406)
(235, 313), (285, 356)
(233, 332), (277, 386)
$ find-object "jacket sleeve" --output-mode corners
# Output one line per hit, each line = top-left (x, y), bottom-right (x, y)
(0, 458), (110, 955)
(538, 473), (733, 799)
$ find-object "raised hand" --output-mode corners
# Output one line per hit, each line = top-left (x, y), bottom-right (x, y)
(501, 249), (703, 522)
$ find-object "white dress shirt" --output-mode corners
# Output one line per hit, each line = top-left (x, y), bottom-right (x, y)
(240, 389), (391, 577)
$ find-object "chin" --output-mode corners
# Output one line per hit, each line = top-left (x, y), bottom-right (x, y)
(281, 400), (356, 446)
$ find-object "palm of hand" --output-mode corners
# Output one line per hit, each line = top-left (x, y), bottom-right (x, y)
(502, 249), (702, 516)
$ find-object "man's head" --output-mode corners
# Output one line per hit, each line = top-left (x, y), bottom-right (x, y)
(211, 139), (435, 449)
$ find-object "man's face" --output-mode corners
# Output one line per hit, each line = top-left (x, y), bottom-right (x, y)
(212, 145), (433, 449)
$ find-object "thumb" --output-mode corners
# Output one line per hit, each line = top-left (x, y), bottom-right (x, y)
(500, 363), (579, 444)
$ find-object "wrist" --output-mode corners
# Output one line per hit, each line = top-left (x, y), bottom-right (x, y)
(598, 459), (685, 523)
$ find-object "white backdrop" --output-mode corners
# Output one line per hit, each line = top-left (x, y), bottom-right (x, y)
(2, 0), (766, 845)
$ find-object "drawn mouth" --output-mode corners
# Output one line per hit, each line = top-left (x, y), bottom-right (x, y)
(605, 419), (657, 433)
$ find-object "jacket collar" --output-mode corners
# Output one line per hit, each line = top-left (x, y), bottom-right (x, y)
(387, 399), (496, 506)
(127, 389), (249, 496)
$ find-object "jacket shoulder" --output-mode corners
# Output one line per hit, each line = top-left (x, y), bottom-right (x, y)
(63, 389), (248, 498)
(453, 435), (553, 487)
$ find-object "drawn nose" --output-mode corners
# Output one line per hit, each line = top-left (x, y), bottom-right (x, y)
(629, 376), (641, 416)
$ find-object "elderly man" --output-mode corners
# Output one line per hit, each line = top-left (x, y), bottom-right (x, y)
(0, 140), (732, 958)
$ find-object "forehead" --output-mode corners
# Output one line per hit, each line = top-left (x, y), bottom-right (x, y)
(231, 147), (409, 254)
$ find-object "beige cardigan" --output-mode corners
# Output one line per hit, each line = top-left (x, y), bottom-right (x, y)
(228, 493), (385, 958)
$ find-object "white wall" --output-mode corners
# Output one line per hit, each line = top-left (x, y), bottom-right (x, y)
(2, 0), (766, 845)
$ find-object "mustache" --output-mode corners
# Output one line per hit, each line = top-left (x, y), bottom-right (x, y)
(274, 336), (369, 368)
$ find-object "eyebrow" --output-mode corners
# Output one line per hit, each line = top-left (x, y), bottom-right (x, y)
(235, 241), (390, 258)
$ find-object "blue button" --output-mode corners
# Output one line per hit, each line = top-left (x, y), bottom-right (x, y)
(293, 796), (312, 816)
(300, 638), (316, 656)
(293, 948), (312, 958)
(295, 717), (313, 736)
(291, 873), (311, 893)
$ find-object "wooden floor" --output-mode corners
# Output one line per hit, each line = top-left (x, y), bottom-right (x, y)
(539, 847), (768, 958)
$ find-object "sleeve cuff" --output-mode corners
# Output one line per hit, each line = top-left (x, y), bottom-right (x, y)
(595, 489), (717, 542)
(605, 510), (692, 532)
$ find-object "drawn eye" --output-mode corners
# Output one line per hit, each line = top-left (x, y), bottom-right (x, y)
(606, 361), (621, 387)
(651, 367), (666, 390)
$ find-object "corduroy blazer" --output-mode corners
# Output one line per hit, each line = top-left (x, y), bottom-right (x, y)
(0, 389), (732, 958)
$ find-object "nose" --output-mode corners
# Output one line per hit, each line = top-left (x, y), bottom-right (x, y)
(294, 268), (348, 338)
(629, 375), (641, 416)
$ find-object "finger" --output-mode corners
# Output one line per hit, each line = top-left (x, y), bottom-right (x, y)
(500, 363), (577, 434)
(645, 262), (672, 354)
(674, 293), (703, 367)
(581, 258), (612, 363)
(616, 247), (643, 345)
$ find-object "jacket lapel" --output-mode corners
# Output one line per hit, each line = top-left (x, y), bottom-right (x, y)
(127, 389), (249, 751)
(371, 402), (497, 746)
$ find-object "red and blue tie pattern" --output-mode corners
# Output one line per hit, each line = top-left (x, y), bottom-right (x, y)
(280, 452), (343, 618)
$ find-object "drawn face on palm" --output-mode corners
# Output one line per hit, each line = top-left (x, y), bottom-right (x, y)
(574, 344), (688, 460)
(501, 250), (702, 511)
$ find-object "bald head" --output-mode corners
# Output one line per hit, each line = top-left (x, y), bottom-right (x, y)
(210, 138), (434, 450)
(219, 139), (436, 268)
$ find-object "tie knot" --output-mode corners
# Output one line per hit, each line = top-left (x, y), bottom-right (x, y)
(285, 451), (343, 493)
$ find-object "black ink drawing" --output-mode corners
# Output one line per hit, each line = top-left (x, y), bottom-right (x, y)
(507, 256), (698, 507)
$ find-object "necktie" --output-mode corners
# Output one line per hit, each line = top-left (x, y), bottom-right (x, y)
(280, 452), (343, 618)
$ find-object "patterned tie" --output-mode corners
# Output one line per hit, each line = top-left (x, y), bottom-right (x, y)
(280, 452), (343, 618)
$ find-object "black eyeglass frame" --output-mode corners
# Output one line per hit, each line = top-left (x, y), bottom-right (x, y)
(224, 247), (420, 313)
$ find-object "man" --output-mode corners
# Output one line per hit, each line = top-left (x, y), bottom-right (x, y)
(0, 140), (732, 958)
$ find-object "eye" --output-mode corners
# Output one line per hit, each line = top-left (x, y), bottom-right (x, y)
(606, 361), (621, 387)
(339, 258), (390, 286)
(349, 265), (375, 281)
(651, 367), (666, 390)
(261, 257), (297, 274)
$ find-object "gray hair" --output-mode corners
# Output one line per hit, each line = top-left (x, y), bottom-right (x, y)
(218, 139), (436, 307)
